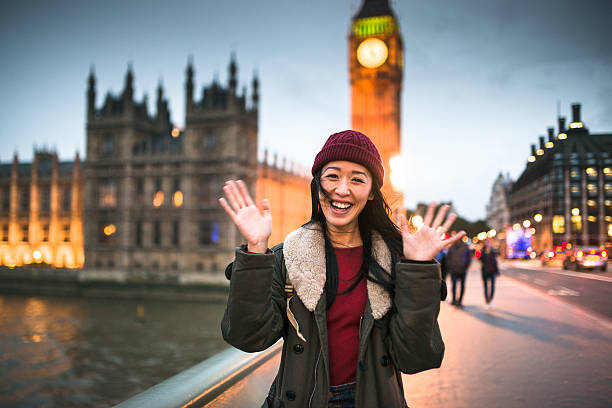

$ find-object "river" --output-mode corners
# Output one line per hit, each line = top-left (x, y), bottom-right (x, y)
(0, 293), (229, 407)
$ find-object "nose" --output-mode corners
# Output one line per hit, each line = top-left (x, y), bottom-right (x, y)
(335, 177), (350, 196)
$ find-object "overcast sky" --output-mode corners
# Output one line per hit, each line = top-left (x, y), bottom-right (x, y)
(1, 0), (611, 221)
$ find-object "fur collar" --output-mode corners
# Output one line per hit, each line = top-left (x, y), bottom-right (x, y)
(283, 224), (392, 319)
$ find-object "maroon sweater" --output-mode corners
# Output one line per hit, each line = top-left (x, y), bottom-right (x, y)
(326, 246), (367, 386)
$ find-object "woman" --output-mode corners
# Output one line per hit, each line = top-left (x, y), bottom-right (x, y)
(219, 130), (465, 408)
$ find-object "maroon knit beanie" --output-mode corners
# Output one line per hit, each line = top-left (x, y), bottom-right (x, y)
(311, 130), (384, 187)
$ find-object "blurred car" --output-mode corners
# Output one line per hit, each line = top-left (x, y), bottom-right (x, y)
(540, 246), (566, 267)
(563, 246), (608, 271)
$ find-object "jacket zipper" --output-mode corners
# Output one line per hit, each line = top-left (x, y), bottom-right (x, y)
(308, 349), (322, 408)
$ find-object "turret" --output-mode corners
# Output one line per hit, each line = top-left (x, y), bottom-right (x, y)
(87, 66), (96, 119)
(229, 53), (237, 95)
(123, 63), (134, 104)
(186, 57), (194, 112)
(251, 71), (259, 109)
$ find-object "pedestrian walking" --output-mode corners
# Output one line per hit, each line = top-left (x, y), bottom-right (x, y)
(218, 130), (466, 407)
(479, 238), (499, 309)
(445, 232), (471, 306)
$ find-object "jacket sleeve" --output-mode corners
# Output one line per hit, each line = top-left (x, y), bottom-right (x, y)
(220, 245), (286, 352)
(384, 261), (445, 374)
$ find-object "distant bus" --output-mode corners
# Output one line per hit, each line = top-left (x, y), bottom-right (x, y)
(505, 227), (534, 259)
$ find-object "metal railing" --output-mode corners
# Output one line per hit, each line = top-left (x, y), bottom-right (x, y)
(115, 341), (282, 408)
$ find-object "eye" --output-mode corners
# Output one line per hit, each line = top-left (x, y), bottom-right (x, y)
(325, 173), (339, 179)
(352, 177), (365, 183)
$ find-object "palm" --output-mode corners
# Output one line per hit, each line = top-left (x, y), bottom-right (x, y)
(399, 203), (466, 261)
(233, 203), (272, 245)
(219, 180), (272, 253)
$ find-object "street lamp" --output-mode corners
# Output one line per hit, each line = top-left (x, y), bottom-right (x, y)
(571, 208), (580, 216)
(523, 220), (531, 228)
(534, 214), (542, 223)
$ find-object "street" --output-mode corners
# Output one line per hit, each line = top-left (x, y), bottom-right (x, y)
(403, 260), (612, 407)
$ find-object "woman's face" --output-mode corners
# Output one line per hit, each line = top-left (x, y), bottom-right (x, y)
(319, 160), (374, 230)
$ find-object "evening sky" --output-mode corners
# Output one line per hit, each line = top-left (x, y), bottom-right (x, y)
(1, 0), (611, 220)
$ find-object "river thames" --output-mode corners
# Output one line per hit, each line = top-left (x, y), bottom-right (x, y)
(0, 293), (228, 407)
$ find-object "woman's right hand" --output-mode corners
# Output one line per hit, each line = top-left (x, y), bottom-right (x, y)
(218, 180), (272, 253)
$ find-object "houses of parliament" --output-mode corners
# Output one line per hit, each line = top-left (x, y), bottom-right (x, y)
(0, 0), (405, 274)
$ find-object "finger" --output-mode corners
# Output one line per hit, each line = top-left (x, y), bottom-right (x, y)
(218, 197), (238, 223)
(237, 180), (255, 207)
(228, 180), (247, 208)
(432, 204), (450, 229)
(422, 202), (437, 226)
(444, 230), (467, 248)
(262, 198), (272, 219)
(398, 212), (409, 235)
(440, 212), (457, 233)
(223, 183), (241, 213)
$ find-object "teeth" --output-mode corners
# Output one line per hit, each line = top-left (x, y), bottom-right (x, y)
(332, 201), (351, 209)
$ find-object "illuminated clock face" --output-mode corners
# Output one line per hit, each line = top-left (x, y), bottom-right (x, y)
(356, 38), (388, 68)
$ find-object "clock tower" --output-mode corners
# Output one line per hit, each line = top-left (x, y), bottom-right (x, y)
(349, 0), (403, 205)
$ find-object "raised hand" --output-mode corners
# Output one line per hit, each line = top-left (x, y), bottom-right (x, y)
(218, 180), (272, 253)
(398, 203), (466, 261)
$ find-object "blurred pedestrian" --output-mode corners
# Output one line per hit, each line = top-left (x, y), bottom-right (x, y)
(479, 239), (499, 309)
(445, 231), (471, 306)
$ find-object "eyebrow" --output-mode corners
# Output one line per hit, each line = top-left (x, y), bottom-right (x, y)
(323, 166), (369, 178)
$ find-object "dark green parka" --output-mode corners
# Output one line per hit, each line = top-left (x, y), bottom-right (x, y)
(221, 225), (444, 407)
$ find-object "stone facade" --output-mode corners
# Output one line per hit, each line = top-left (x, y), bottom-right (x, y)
(486, 172), (513, 233)
(0, 150), (83, 268)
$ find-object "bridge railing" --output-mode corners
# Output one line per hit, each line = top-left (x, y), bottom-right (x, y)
(114, 341), (282, 408)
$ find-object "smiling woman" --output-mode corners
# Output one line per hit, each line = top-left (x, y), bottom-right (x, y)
(218, 129), (465, 407)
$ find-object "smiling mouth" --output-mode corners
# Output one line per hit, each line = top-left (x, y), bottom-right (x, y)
(331, 200), (352, 210)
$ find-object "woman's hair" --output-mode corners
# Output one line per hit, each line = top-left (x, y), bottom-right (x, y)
(305, 170), (403, 309)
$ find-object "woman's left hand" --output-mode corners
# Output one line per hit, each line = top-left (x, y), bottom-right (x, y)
(398, 202), (466, 261)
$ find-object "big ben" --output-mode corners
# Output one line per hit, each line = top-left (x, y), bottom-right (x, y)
(349, 0), (403, 205)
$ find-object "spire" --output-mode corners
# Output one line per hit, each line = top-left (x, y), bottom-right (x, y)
(87, 65), (96, 118)
(251, 70), (259, 109)
(229, 52), (237, 94)
(157, 79), (168, 121)
(354, 0), (395, 19)
(123, 62), (134, 102)
(186, 56), (194, 112)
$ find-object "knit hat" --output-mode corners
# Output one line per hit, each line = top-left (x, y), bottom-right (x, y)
(311, 130), (384, 186)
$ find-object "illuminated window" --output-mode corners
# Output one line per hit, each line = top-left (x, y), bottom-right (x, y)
(173, 191), (183, 207)
(1, 224), (7, 241)
(586, 168), (597, 177)
(63, 224), (70, 242)
(571, 214), (582, 232)
(552, 216), (565, 234)
(199, 221), (220, 245)
(99, 222), (116, 244)
(604, 168), (612, 177)
(570, 169), (579, 179)
(153, 178), (164, 207)
(21, 224), (28, 242)
(606, 216), (612, 222)
(570, 185), (580, 194)
(606, 184), (612, 193)
(587, 216), (597, 222)
(42, 224), (49, 242)
(606, 200), (612, 206)
(99, 179), (117, 208)
(587, 200), (596, 207)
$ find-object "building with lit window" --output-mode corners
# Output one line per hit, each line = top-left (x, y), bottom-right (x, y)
(509, 103), (612, 251)
(486, 172), (514, 234)
(0, 150), (83, 268)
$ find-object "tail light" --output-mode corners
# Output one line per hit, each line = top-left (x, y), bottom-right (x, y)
(577, 250), (584, 258)
(589, 249), (597, 255)
(602, 250), (608, 258)
(475, 250), (481, 259)
(547, 251), (555, 258)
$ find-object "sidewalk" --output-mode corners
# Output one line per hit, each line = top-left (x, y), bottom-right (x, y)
(402, 262), (612, 408)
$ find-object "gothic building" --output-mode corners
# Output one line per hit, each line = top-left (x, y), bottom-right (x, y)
(84, 57), (261, 274)
(509, 103), (612, 250)
(0, 149), (83, 268)
(486, 172), (514, 233)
